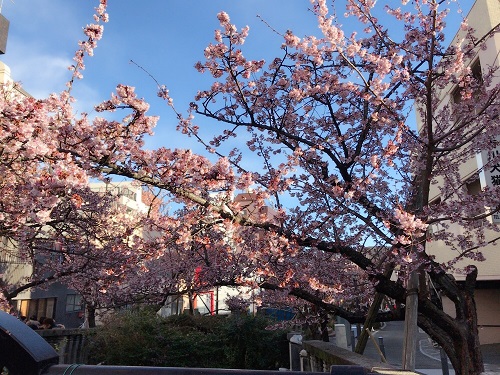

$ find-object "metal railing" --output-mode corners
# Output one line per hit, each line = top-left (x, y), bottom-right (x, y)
(42, 365), (369, 375)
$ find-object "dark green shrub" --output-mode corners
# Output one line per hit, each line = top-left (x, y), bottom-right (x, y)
(218, 313), (289, 370)
(85, 309), (289, 369)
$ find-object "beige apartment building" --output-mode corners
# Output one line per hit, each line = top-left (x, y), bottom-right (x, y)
(419, 0), (500, 344)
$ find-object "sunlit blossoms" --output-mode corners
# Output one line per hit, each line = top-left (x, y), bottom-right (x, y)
(1, 1), (499, 374)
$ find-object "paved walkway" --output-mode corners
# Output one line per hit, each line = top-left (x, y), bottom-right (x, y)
(350, 322), (500, 374)
(418, 339), (500, 374)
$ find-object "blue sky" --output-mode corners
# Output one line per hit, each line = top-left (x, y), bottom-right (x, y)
(0, 0), (472, 155)
(0, 0), (321, 153)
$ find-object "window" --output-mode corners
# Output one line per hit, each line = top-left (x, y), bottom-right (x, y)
(123, 187), (137, 202)
(50, 241), (64, 264)
(66, 294), (83, 313)
(466, 177), (482, 196)
(17, 298), (56, 320)
(194, 292), (214, 315)
(0, 237), (25, 264)
(28, 240), (65, 270)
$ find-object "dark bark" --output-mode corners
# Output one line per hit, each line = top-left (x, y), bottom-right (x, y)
(320, 312), (330, 342)
(3, 269), (77, 302)
(87, 305), (96, 328)
(354, 292), (385, 354)
(417, 267), (483, 375)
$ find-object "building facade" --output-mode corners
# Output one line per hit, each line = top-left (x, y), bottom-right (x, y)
(1, 180), (151, 328)
(419, 0), (500, 344)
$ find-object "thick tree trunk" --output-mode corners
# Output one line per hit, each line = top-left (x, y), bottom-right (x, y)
(419, 267), (483, 375)
(86, 305), (96, 328)
(420, 313), (483, 375)
(455, 267), (483, 375)
(320, 312), (330, 342)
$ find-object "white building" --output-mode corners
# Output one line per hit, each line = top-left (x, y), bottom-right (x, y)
(89, 181), (150, 215)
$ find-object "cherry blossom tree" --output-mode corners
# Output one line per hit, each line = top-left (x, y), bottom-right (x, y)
(1, 0), (499, 374)
(176, 1), (499, 373)
(133, 1), (497, 373)
(0, 180), (149, 310)
(0, 1), (152, 322)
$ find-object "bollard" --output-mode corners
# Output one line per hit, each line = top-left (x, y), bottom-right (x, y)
(299, 349), (309, 372)
(350, 329), (356, 351)
(377, 336), (386, 360)
(440, 347), (450, 375)
(334, 324), (348, 349)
